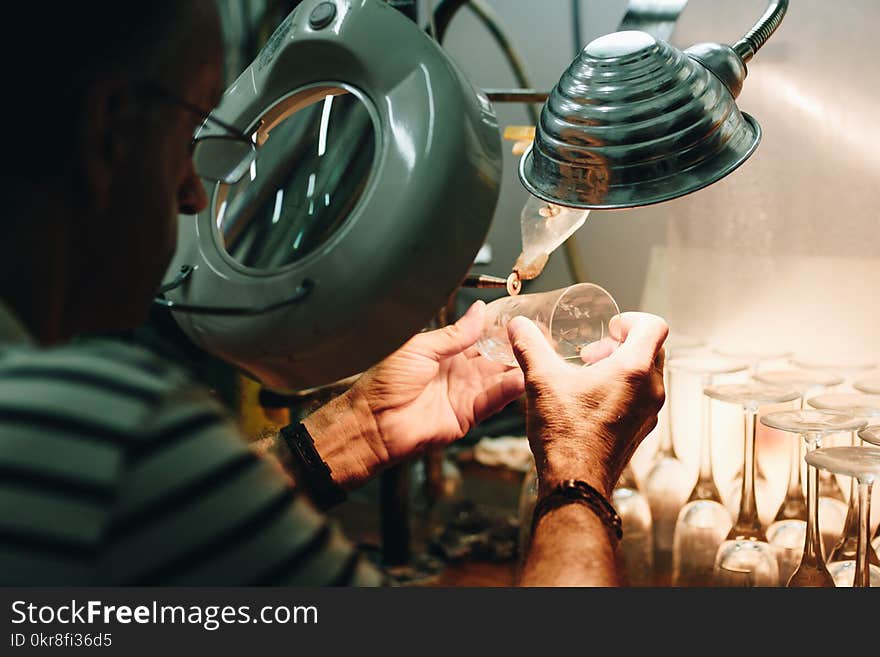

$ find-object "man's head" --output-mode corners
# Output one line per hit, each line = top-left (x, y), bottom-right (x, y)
(5, 2), (224, 340)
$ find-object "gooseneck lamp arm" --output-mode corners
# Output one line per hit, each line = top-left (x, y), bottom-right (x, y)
(734, 0), (789, 64)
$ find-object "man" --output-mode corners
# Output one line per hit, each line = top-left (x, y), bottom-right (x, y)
(0, 1), (666, 586)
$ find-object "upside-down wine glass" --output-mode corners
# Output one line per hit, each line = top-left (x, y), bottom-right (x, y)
(642, 334), (705, 585)
(792, 359), (876, 530)
(853, 377), (880, 556)
(611, 463), (654, 586)
(670, 356), (748, 586)
(705, 383), (800, 587)
(806, 442), (880, 587)
(760, 409), (865, 586)
(806, 393), (880, 586)
(714, 346), (792, 522)
(752, 369), (843, 584)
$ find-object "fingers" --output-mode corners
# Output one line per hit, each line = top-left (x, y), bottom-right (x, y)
(506, 316), (559, 376)
(472, 369), (526, 425)
(417, 301), (486, 360)
(611, 312), (669, 369)
(579, 336), (619, 365)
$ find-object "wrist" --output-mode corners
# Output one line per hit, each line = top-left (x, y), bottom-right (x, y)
(301, 387), (386, 490)
(531, 479), (622, 542)
(534, 447), (613, 499)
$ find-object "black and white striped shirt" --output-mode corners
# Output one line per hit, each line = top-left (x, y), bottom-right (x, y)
(0, 303), (382, 585)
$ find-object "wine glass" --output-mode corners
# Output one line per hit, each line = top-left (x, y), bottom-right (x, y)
(704, 383), (800, 587)
(611, 464), (654, 586)
(641, 333), (706, 584)
(806, 393), (880, 586)
(713, 346), (794, 374)
(669, 355), (748, 586)
(855, 425), (880, 574)
(760, 409), (866, 586)
(806, 443), (880, 587)
(851, 378), (880, 557)
(853, 375), (880, 396)
(714, 347), (793, 521)
(752, 370), (843, 584)
(793, 356), (876, 391)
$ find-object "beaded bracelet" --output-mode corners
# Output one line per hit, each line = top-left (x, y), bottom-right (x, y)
(531, 479), (623, 541)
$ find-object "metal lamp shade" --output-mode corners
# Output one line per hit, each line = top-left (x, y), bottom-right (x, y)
(519, 30), (761, 210)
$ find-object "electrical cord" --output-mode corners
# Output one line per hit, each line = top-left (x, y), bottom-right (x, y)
(432, 0), (539, 125)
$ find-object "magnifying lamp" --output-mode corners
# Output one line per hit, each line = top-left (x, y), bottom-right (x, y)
(160, 0), (502, 391)
(519, 0), (788, 210)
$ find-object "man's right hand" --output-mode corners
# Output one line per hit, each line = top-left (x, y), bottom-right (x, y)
(507, 311), (668, 499)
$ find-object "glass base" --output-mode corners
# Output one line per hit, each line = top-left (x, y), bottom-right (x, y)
(643, 455), (691, 582)
(827, 560), (880, 587)
(613, 486), (654, 587)
(787, 560), (835, 587)
(713, 539), (779, 587)
(672, 500), (732, 587)
(818, 497), (849, 557)
(767, 519), (806, 586)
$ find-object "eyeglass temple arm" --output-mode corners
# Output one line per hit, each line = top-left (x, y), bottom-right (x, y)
(733, 0), (788, 63)
(153, 265), (314, 316)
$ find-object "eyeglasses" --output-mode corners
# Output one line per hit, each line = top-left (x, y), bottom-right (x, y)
(143, 83), (256, 185)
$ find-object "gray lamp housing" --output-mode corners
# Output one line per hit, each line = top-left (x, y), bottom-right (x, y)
(164, 0), (502, 391)
(519, 0), (788, 210)
(519, 30), (760, 210)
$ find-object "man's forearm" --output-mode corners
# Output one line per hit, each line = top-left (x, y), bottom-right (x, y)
(272, 389), (386, 491)
(519, 503), (623, 587)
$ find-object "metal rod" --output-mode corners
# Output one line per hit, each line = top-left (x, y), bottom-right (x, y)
(733, 0), (788, 63)
(380, 464), (411, 566)
(462, 273), (508, 289)
(436, 0), (541, 124)
(484, 88), (549, 103)
(462, 273), (522, 295)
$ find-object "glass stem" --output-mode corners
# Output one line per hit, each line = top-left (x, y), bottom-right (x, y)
(836, 432), (861, 551)
(657, 368), (677, 458)
(732, 405), (763, 539)
(690, 376), (719, 502)
(854, 480), (872, 587)
(787, 437), (804, 499)
(777, 434), (806, 521)
(801, 434), (825, 566)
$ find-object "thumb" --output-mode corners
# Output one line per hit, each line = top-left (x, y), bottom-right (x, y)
(419, 300), (485, 360)
(507, 316), (557, 376)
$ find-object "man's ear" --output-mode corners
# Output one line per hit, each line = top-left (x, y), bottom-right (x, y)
(77, 76), (134, 214)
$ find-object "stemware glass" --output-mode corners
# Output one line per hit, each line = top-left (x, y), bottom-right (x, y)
(790, 362), (880, 538)
(714, 347), (793, 520)
(752, 370), (843, 583)
(641, 334), (705, 584)
(855, 425), (880, 571)
(705, 383), (800, 587)
(611, 464), (654, 586)
(760, 409), (866, 586)
(853, 375), (880, 396)
(669, 356), (748, 586)
(852, 378), (880, 557)
(806, 393), (880, 586)
(714, 346), (794, 375)
(793, 356), (876, 390)
(806, 443), (880, 587)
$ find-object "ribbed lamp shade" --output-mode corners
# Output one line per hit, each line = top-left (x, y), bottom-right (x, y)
(519, 30), (761, 209)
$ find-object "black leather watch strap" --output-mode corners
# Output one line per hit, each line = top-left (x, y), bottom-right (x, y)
(279, 422), (347, 511)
